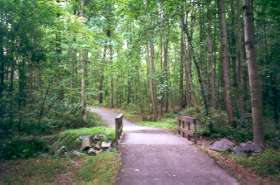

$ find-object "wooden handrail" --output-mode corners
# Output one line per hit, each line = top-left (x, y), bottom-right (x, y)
(115, 113), (123, 145)
(177, 115), (198, 144)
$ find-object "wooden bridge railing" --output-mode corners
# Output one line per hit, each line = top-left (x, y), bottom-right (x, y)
(115, 113), (123, 145)
(177, 115), (198, 144)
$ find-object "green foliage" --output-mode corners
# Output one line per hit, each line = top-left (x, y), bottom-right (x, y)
(0, 0), (97, 138)
(0, 112), (109, 160)
(51, 127), (114, 151)
(180, 107), (253, 142)
(0, 104), (100, 136)
(233, 149), (280, 179)
(0, 137), (48, 160)
(140, 118), (177, 130)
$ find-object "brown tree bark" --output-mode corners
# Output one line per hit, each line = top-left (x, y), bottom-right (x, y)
(182, 12), (209, 115)
(109, 43), (114, 108)
(147, 43), (158, 120)
(207, 1), (216, 108)
(243, 0), (264, 146)
(0, 45), (4, 100)
(180, 13), (193, 108)
(80, 0), (87, 124)
(218, 0), (234, 124)
(163, 31), (169, 112)
(180, 27), (186, 108)
(235, 0), (245, 122)
(98, 46), (107, 104)
(0, 40), (5, 117)
(80, 51), (87, 125)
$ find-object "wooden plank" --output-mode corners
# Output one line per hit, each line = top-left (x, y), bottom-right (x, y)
(177, 115), (199, 142)
(177, 127), (194, 133)
(116, 113), (123, 120)
(177, 115), (196, 122)
(115, 113), (124, 145)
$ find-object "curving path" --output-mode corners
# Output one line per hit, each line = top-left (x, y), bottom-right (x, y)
(90, 107), (239, 185)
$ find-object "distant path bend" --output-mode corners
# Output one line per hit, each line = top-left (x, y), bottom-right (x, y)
(90, 107), (239, 185)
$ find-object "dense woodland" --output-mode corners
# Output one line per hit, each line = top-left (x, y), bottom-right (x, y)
(0, 0), (280, 149)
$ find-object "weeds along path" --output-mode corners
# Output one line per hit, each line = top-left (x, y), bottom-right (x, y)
(90, 107), (239, 185)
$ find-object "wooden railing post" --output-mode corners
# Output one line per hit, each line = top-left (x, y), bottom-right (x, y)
(115, 113), (123, 145)
(193, 119), (197, 144)
(177, 115), (198, 144)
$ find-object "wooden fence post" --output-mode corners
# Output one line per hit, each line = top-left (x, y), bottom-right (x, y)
(115, 113), (123, 145)
(177, 116), (198, 144)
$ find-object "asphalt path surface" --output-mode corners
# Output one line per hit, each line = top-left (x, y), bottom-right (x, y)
(90, 107), (239, 185)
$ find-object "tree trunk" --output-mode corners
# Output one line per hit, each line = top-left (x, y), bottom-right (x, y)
(182, 13), (209, 115)
(80, 51), (87, 125)
(17, 58), (27, 131)
(180, 13), (193, 108)
(163, 31), (169, 112)
(235, 0), (245, 122)
(147, 43), (157, 120)
(207, 1), (216, 108)
(98, 46), (107, 104)
(218, 0), (234, 124)
(180, 27), (186, 108)
(243, 0), (264, 146)
(79, 0), (87, 124)
(109, 43), (114, 108)
(0, 42), (4, 100)
(8, 54), (15, 121)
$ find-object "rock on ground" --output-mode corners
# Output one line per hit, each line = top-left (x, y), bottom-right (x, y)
(56, 146), (67, 156)
(87, 148), (97, 156)
(209, 138), (235, 152)
(233, 141), (262, 155)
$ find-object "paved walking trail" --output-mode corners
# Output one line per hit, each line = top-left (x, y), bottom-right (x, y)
(90, 107), (239, 185)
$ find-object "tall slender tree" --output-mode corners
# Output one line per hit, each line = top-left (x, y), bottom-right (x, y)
(243, 0), (264, 146)
(218, 0), (234, 124)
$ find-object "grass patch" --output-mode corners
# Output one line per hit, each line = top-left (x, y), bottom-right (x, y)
(122, 110), (142, 123)
(0, 152), (121, 185)
(139, 118), (177, 130)
(51, 127), (114, 151)
(0, 157), (68, 185)
(121, 108), (177, 130)
(77, 152), (121, 185)
(231, 149), (280, 180)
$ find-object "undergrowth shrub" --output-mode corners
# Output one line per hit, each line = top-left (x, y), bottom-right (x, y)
(0, 137), (48, 160)
(179, 106), (253, 142)
(233, 149), (280, 178)
(0, 106), (100, 136)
